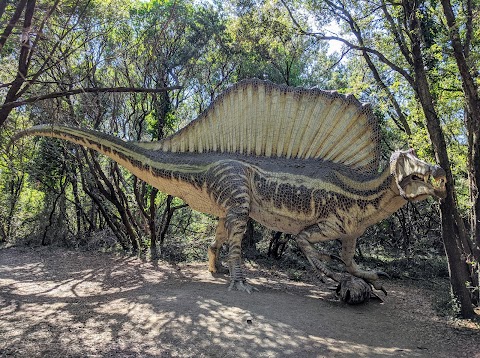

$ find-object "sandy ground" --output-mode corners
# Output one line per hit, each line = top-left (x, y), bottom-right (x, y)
(0, 246), (479, 358)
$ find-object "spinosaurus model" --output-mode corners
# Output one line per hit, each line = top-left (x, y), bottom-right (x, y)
(11, 79), (447, 304)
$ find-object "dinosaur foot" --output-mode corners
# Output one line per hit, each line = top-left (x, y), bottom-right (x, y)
(336, 276), (373, 304)
(372, 280), (388, 297)
(336, 276), (388, 304)
(228, 279), (258, 294)
(376, 270), (390, 279)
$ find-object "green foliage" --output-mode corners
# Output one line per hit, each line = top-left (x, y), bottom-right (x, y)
(0, 120), (46, 242)
(226, 0), (317, 85)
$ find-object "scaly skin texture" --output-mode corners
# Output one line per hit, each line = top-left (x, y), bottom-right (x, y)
(10, 80), (448, 303)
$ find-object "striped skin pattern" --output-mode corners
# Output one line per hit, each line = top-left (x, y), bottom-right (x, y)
(11, 81), (447, 303)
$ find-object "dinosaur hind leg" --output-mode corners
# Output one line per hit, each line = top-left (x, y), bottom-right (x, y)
(207, 161), (256, 293)
(295, 232), (343, 283)
(341, 237), (388, 295)
(208, 218), (228, 273)
(225, 204), (257, 293)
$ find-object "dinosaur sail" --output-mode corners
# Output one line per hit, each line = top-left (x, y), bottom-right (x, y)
(156, 79), (381, 174)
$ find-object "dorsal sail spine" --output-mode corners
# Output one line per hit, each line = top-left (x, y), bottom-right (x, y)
(158, 79), (380, 174)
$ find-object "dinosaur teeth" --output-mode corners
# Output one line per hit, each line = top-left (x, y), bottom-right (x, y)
(432, 176), (445, 189)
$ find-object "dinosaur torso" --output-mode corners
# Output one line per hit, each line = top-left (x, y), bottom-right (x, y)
(244, 160), (398, 237)
(97, 134), (403, 238)
(119, 144), (403, 239)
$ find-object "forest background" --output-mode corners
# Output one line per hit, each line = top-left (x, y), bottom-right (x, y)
(0, 0), (479, 319)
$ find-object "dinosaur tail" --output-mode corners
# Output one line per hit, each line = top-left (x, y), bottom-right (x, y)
(10, 124), (148, 165)
(9, 124), (182, 189)
(10, 125), (220, 214)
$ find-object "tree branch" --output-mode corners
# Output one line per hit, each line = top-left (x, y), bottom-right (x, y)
(0, 0), (8, 21)
(0, 85), (182, 110)
(280, 0), (413, 84)
(0, 0), (27, 53)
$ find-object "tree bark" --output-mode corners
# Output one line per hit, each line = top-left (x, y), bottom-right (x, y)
(149, 188), (159, 259)
(0, 0), (35, 127)
(0, 0), (27, 52)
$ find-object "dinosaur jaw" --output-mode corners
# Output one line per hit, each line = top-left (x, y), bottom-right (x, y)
(398, 169), (447, 201)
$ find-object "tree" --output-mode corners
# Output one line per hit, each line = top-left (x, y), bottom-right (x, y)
(0, 0), (178, 130)
(0, 0), (41, 127)
(227, 0), (318, 85)
(440, 0), (480, 258)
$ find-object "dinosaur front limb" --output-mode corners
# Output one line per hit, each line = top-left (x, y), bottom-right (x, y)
(296, 227), (374, 304)
(208, 218), (228, 273)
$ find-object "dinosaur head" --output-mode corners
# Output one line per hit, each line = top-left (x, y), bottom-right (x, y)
(390, 149), (447, 201)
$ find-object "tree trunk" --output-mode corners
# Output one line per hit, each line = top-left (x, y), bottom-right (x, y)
(159, 195), (174, 248)
(0, 0), (27, 52)
(41, 175), (67, 246)
(79, 167), (129, 251)
(243, 219), (255, 248)
(149, 188), (159, 259)
(268, 231), (290, 259)
(0, 0), (35, 127)
(440, 0), (480, 258)
(70, 175), (83, 235)
(158, 196), (188, 248)
(82, 149), (140, 253)
(406, 2), (476, 318)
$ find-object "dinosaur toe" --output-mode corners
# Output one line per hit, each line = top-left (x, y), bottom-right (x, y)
(228, 279), (258, 294)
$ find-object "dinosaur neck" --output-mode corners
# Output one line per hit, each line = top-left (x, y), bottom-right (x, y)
(354, 166), (407, 228)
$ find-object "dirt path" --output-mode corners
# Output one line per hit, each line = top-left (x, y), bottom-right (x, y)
(0, 247), (478, 357)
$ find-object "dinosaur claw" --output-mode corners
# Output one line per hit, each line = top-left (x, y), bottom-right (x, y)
(228, 279), (258, 294)
(376, 270), (390, 279)
(337, 276), (372, 304)
(370, 281), (388, 296)
(329, 254), (344, 264)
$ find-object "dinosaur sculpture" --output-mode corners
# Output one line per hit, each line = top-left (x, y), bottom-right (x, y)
(11, 79), (447, 304)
